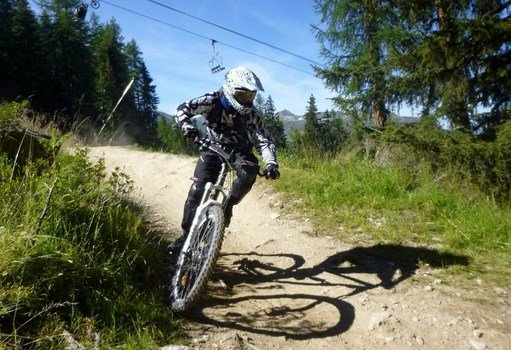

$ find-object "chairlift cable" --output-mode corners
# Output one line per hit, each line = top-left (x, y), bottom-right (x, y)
(100, 1), (315, 75)
(147, 0), (324, 67)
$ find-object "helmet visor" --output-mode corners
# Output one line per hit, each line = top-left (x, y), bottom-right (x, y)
(234, 89), (257, 104)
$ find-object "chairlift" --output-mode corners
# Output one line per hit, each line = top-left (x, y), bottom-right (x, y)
(72, 0), (100, 21)
(209, 40), (225, 74)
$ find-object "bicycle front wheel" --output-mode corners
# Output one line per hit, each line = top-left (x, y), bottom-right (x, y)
(170, 205), (224, 313)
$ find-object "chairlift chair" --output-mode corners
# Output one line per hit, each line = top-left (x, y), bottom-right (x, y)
(209, 40), (225, 74)
(72, 0), (100, 21)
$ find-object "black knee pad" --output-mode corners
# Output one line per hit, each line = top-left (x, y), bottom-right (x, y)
(229, 175), (256, 206)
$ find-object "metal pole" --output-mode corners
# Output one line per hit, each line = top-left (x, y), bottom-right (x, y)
(96, 78), (135, 142)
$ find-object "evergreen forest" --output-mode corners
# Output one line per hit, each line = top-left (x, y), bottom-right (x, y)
(1, 0), (159, 144)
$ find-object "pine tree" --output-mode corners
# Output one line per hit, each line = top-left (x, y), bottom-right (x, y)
(314, 0), (510, 135)
(316, 109), (348, 152)
(261, 95), (286, 148)
(37, 0), (96, 126)
(125, 39), (159, 139)
(254, 94), (265, 114)
(398, 0), (511, 134)
(0, 0), (15, 98)
(303, 94), (320, 147)
(313, 0), (398, 128)
(10, 0), (43, 105)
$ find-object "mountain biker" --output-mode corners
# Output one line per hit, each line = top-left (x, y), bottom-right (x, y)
(175, 66), (280, 242)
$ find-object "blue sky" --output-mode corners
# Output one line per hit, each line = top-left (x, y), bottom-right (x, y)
(80, 0), (336, 116)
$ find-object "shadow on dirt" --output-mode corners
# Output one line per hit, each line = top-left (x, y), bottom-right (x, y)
(188, 244), (469, 340)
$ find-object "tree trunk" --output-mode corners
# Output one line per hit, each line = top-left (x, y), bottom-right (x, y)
(363, 0), (388, 129)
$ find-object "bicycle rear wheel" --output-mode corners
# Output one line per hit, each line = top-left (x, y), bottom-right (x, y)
(170, 205), (224, 313)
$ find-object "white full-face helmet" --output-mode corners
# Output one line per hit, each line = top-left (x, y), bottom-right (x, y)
(223, 66), (264, 115)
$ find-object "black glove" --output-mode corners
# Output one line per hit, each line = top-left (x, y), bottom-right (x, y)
(182, 124), (198, 140)
(267, 164), (280, 180)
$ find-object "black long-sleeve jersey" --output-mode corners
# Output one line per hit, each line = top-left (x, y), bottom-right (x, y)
(175, 89), (278, 166)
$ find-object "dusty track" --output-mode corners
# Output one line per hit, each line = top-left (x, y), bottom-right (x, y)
(88, 146), (510, 350)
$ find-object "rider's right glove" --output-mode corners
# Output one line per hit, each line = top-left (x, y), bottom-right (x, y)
(182, 124), (198, 140)
(267, 164), (280, 180)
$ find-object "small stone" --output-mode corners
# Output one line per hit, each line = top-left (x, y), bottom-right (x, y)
(412, 317), (419, 323)
(415, 336), (425, 345)
(385, 336), (395, 343)
(433, 279), (442, 285)
(160, 346), (191, 350)
(475, 278), (483, 286)
(424, 285), (433, 292)
(368, 311), (391, 331)
(469, 339), (487, 350)
(270, 213), (281, 219)
(473, 330), (483, 338)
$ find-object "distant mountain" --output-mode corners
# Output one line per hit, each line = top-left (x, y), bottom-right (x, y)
(278, 110), (303, 121)
(390, 115), (418, 125)
(157, 110), (174, 120)
(278, 109), (418, 136)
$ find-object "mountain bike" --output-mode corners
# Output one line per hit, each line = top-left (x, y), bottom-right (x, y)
(170, 138), (268, 313)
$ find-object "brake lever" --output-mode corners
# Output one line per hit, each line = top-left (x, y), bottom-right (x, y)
(258, 168), (270, 179)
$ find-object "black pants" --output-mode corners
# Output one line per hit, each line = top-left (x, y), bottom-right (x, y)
(181, 149), (259, 232)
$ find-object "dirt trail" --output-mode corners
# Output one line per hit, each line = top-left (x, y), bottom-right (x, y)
(88, 146), (510, 350)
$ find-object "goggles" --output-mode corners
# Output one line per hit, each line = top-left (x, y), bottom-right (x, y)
(234, 89), (257, 104)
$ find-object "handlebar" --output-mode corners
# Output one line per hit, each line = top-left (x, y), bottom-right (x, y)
(194, 137), (270, 179)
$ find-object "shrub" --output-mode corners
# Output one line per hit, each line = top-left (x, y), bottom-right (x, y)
(379, 118), (511, 202)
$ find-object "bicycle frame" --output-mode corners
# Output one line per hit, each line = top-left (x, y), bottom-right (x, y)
(180, 141), (233, 252)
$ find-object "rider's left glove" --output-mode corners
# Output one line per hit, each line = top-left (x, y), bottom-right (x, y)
(182, 124), (199, 140)
(267, 164), (280, 180)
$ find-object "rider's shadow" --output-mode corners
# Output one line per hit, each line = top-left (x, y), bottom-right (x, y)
(314, 244), (470, 295)
(190, 244), (469, 340)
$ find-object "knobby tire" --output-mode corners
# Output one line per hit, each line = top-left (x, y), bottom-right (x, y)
(170, 205), (224, 313)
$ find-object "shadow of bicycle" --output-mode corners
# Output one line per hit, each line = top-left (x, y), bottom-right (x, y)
(188, 244), (469, 340)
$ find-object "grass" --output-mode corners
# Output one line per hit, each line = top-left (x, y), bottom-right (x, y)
(0, 102), (183, 349)
(271, 150), (511, 288)
(0, 149), (183, 348)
